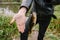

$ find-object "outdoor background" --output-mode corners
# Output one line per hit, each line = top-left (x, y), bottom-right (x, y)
(0, 0), (60, 40)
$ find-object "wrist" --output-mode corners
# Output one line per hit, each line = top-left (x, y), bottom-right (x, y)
(18, 7), (27, 16)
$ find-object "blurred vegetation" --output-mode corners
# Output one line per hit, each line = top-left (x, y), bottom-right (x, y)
(0, 0), (21, 13)
(0, 0), (60, 40)
(0, 15), (19, 40)
(0, 0), (21, 2)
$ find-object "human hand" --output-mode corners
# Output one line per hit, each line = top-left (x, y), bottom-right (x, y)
(10, 7), (27, 33)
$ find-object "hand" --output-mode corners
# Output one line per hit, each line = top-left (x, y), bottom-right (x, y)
(10, 7), (27, 33)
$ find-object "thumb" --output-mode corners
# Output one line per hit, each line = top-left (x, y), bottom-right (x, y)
(10, 18), (15, 24)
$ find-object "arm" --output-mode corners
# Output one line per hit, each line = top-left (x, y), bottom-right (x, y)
(10, 0), (33, 24)
(20, 0), (33, 12)
(51, 0), (60, 5)
(10, 0), (33, 33)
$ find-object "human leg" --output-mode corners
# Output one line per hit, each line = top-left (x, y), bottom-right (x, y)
(37, 15), (51, 40)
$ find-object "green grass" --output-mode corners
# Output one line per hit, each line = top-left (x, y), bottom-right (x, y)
(0, 15), (19, 40)
(54, 5), (60, 18)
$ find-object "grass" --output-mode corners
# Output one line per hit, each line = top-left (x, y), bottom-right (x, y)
(0, 15), (19, 40)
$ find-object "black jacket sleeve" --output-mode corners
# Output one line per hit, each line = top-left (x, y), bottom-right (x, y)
(51, 0), (60, 5)
(20, 0), (33, 11)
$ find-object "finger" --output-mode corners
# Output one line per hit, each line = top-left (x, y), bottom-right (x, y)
(17, 24), (25, 33)
(10, 18), (15, 24)
(18, 27), (24, 33)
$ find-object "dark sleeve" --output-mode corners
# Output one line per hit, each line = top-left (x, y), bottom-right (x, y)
(51, 0), (60, 5)
(20, 0), (33, 11)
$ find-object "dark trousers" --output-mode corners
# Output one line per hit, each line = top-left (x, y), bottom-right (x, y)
(20, 15), (51, 40)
